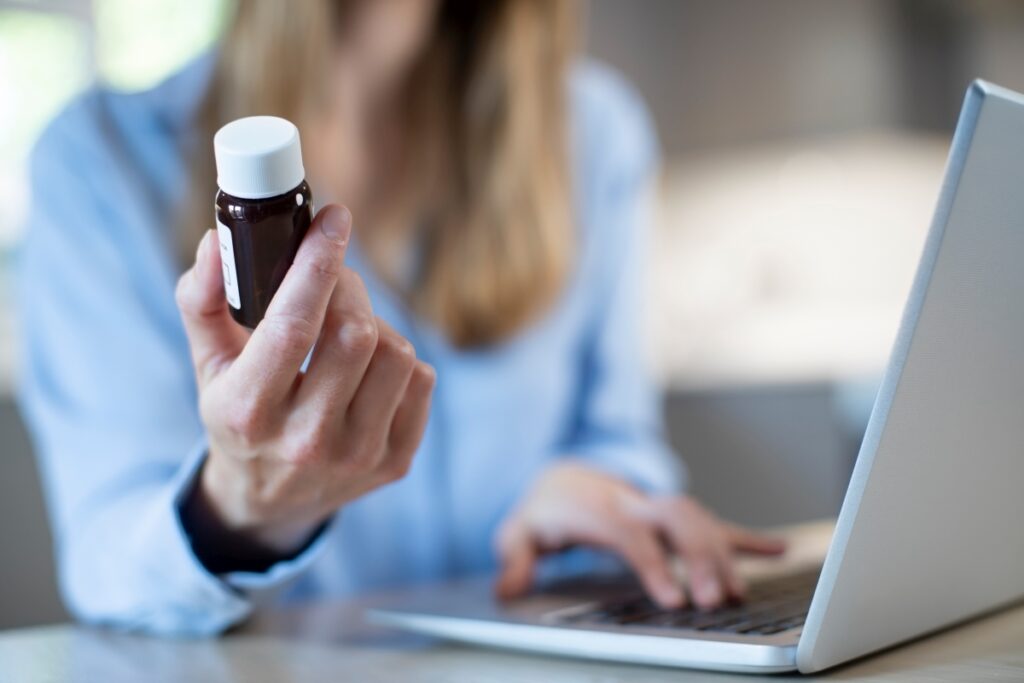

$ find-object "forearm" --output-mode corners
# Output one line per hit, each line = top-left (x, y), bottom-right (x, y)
(58, 447), (252, 635)
(54, 442), (331, 636)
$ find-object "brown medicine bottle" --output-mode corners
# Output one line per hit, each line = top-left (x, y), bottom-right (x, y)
(213, 116), (313, 328)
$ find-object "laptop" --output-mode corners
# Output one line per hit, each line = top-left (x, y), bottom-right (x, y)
(367, 80), (1024, 674)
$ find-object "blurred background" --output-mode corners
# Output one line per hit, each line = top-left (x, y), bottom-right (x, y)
(3, 0), (1024, 629)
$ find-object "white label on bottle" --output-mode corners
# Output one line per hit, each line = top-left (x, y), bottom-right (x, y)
(216, 220), (241, 310)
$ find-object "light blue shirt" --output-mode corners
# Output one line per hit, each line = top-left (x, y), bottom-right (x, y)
(16, 56), (684, 635)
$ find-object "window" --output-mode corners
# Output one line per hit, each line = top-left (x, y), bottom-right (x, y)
(0, 0), (228, 390)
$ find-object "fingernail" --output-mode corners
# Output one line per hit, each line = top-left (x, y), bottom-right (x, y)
(321, 205), (352, 244)
(660, 584), (684, 608)
(495, 574), (517, 600)
(698, 580), (722, 606)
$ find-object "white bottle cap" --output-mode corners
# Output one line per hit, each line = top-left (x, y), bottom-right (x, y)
(214, 116), (306, 199)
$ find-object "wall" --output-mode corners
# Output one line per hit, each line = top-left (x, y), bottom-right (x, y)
(587, 0), (901, 155)
(0, 399), (65, 628)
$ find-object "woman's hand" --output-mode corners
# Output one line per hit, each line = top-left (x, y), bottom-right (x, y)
(495, 463), (786, 609)
(175, 204), (435, 559)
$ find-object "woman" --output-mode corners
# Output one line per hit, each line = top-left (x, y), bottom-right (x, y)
(18, 0), (783, 635)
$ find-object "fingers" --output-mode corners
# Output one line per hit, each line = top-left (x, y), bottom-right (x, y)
(493, 477), (682, 609)
(296, 267), (378, 409)
(657, 500), (784, 609)
(491, 478), (684, 607)
(176, 229), (249, 387)
(606, 521), (684, 608)
(708, 534), (747, 600)
(345, 319), (418, 449)
(230, 204), (352, 403)
(724, 523), (788, 556)
(659, 501), (733, 610)
(683, 543), (727, 607)
(321, 351), (432, 504)
(495, 520), (538, 600)
(382, 360), (436, 478)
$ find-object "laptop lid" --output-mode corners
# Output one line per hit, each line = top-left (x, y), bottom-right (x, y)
(797, 80), (1024, 673)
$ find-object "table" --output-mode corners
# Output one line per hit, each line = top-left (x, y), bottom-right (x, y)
(3, 521), (1024, 682)
(4, 604), (1024, 682)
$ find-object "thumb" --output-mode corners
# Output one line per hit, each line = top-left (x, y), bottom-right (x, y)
(495, 523), (538, 600)
(175, 229), (249, 388)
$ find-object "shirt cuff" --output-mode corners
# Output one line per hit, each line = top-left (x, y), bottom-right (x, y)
(163, 438), (332, 630)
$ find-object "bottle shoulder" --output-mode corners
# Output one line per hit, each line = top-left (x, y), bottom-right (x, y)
(216, 180), (312, 224)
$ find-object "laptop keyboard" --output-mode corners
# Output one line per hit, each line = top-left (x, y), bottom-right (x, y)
(557, 567), (820, 636)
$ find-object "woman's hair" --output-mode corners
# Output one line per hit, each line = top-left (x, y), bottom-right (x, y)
(179, 0), (578, 347)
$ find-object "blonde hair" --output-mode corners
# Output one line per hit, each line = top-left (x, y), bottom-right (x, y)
(180, 0), (577, 347)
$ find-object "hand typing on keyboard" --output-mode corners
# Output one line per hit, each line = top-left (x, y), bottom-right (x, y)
(560, 568), (821, 635)
(494, 463), (786, 610)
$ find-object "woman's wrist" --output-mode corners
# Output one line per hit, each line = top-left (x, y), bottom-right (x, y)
(181, 452), (327, 574)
